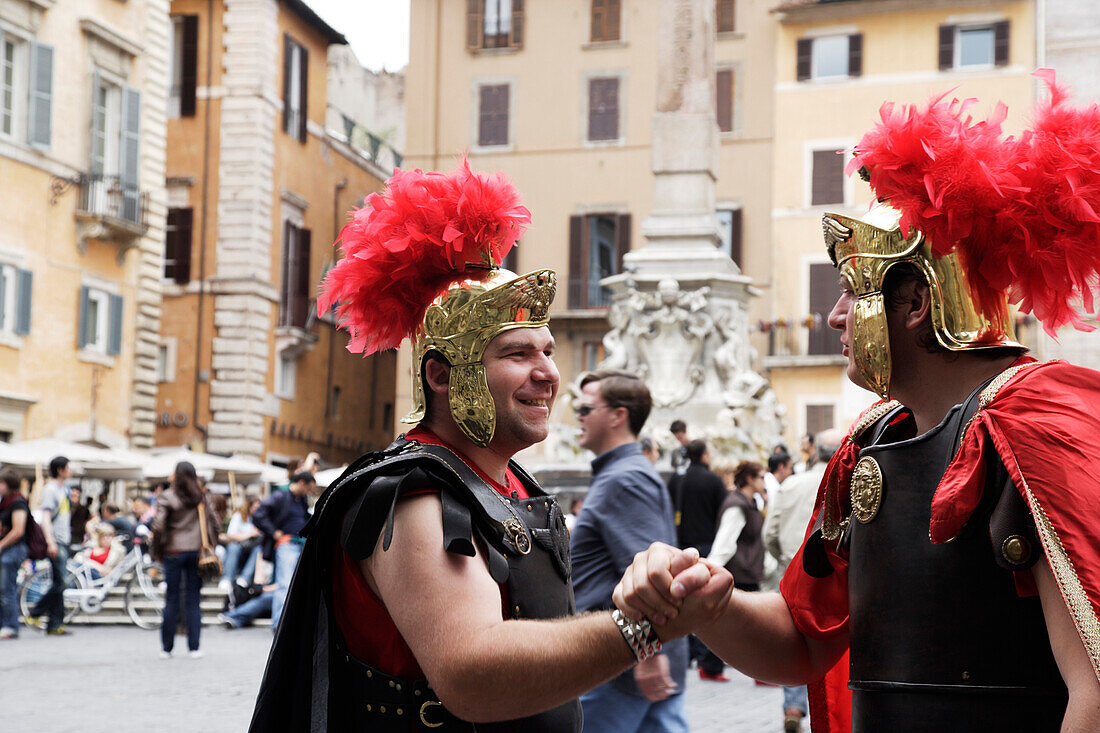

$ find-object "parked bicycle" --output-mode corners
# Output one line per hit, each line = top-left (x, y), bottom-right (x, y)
(18, 536), (165, 629)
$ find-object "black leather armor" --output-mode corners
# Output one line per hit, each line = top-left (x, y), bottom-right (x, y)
(322, 438), (581, 732)
(846, 386), (1067, 731)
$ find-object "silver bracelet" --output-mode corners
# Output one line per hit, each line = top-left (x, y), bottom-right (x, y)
(611, 609), (662, 663)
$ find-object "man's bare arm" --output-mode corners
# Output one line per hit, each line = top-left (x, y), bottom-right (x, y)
(614, 541), (847, 685)
(1033, 559), (1100, 732)
(362, 493), (635, 723)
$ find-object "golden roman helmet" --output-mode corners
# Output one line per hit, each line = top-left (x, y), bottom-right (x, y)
(822, 201), (1021, 399)
(403, 267), (556, 447)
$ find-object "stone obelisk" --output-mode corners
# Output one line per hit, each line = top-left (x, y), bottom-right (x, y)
(600, 0), (783, 458)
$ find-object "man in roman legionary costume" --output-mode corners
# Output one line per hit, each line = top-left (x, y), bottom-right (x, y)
(612, 70), (1100, 732)
(247, 161), (731, 732)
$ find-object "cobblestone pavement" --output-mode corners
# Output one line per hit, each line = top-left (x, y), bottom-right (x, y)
(0, 625), (803, 732)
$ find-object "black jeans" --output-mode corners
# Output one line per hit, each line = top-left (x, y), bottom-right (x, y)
(161, 551), (202, 652)
(29, 544), (70, 630)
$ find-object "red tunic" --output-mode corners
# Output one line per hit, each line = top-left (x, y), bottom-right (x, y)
(332, 427), (528, 679)
(780, 357), (1100, 732)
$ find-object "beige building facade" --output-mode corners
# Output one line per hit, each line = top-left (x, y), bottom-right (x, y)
(768, 0), (1037, 440)
(156, 0), (396, 466)
(0, 0), (169, 448)
(403, 0), (776, 447)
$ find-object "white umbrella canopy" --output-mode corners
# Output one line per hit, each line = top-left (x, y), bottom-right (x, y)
(142, 449), (268, 485)
(0, 438), (145, 481)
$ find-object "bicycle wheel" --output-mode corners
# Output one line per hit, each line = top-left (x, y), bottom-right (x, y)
(18, 563), (82, 628)
(125, 563), (165, 630)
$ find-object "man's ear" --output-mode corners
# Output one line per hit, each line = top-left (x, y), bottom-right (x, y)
(902, 280), (933, 332)
(423, 357), (451, 402)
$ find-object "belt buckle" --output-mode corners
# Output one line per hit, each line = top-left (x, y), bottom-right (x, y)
(419, 700), (444, 728)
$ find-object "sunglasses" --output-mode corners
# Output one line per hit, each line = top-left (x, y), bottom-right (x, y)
(574, 404), (619, 418)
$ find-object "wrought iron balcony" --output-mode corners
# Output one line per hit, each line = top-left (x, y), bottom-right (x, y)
(761, 315), (846, 367)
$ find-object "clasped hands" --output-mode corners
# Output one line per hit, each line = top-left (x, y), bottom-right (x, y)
(612, 542), (733, 643)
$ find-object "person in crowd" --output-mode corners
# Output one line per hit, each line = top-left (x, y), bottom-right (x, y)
(28, 455), (73, 635)
(571, 370), (688, 732)
(69, 485), (91, 550)
(218, 582), (277, 629)
(250, 472), (317, 629)
(762, 429), (843, 732)
(669, 420), (689, 475)
(793, 433), (815, 474)
(615, 79), (1100, 731)
(220, 497), (262, 590)
(708, 461), (767, 592)
(99, 503), (136, 551)
(763, 453), (792, 510)
(132, 495), (155, 528)
(0, 469), (29, 639)
(640, 436), (661, 465)
(79, 524), (126, 580)
(152, 460), (220, 659)
(667, 439), (729, 682)
(250, 163), (694, 732)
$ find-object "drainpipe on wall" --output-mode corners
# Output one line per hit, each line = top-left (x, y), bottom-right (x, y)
(192, 0), (215, 449)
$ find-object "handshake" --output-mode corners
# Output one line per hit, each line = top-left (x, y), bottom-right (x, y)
(612, 541), (735, 643)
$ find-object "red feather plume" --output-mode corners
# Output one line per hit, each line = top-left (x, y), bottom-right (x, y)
(850, 70), (1100, 336)
(316, 158), (530, 354)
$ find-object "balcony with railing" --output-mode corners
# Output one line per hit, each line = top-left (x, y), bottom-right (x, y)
(761, 314), (847, 368)
(72, 174), (149, 257)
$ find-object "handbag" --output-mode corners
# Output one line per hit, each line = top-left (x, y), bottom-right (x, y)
(196, 500), (223, 584)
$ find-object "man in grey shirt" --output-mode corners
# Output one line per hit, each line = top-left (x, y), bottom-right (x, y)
(29, 455), (73, 634)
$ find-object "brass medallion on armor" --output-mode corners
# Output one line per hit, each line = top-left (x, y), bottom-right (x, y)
(851, 456), (883, 524)
(503, 518), (532, 555)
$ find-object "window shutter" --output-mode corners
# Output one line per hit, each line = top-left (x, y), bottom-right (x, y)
(15, 269), (32, 336)
(478, 84), (509, 147)
(165, 208), (178, 279)
(90, 71), (105, 174)
(848, 34), (863, 77)
(808, 263), (842, 356)
(993, 20), (1010, 67)
(607, 0), (621, 42)
(77, 286), (90, 348)
(938, 25), (955, 70)
(180, 15), (199, 117)
(298, 44), (309, 142)
(466, 0), (483, 50)
(282, 34), (292, 133)
(291, 228), (312, 328)
(510, 0), (524, 48)
(591, 0), (604, 42)
(796, 38), (812, 81)
(811, 149), (844, 206)
(568, 215), (585, 309)
(717, 0), (735, 34)
(28, 42), (53, 148)
(280, 220), (293, 325)
(616, 213), (631, 273)
(716, 69), (733, 133)
(108, 294), (123, 356)
(174, 208), (193, 284)
(729, 208), (743, 268)
(120, 86), (142, 223)
(588, 77), (619, 141)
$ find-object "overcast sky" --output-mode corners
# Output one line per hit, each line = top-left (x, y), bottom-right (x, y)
(303, 0), (411, 72)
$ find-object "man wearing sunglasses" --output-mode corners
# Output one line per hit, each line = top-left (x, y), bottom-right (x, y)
(570, 370), (689, 733)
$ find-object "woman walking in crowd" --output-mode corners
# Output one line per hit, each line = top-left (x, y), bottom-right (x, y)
(0, 469), (29, 639)
(152, 461), (219, 659)
(708, 461), (768, 591)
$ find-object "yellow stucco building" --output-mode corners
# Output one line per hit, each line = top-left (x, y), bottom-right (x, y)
(0, 0), (168, 448)
(155, 0), (396, 465)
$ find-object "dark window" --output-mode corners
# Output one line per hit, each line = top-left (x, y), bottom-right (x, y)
(717, 0), (735, 33)
(591, 0), (621, 42)
(280, 221), (312, 329)
(811, 149), (845, 206)
(797, 34), (862, 81)
(806, 404), (835, 435)
(808, 263), (842, 356)
(477, 84), (509, 146)
(588, 77), (620, 142)
(169, 15), (198, 117)
(716, 68), (734, 132)
(164, 207), (193, 284)
(717, 208), (742, 268)
(467, 0), (524, 51)
(583, 341), (604, 371)
(939, 22), (1009, 70)
(568, 213), (630, 309)
(282, 34), (308, 143)
(0, 264), (32, 336)
(330, 385), (341, 420)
